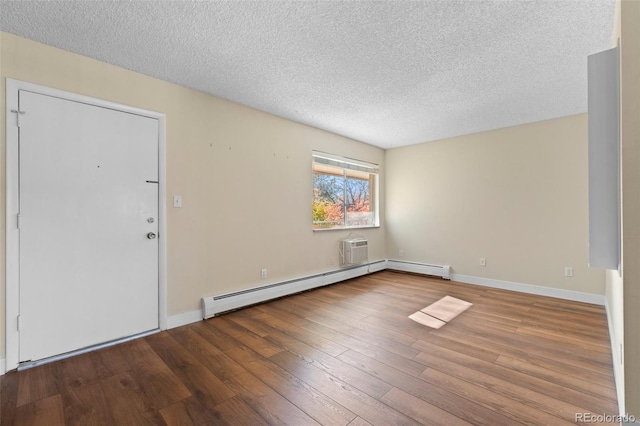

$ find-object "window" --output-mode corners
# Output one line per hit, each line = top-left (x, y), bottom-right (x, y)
(312, 151), (379, 229)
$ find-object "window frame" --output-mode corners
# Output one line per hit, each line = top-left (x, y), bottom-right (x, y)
(312, 151), (379, 231)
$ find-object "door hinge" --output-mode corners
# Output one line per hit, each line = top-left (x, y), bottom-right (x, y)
(17, 315), (21, 332)
(17, 213), (21, 229)
(10, 109), (26, 127)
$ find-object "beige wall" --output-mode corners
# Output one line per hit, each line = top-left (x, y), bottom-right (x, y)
(0, 32), (386, 359)
(618, 0), (640, 418)
(385, 115), (605, 294)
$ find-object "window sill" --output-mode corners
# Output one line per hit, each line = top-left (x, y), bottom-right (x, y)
(313, 225), (380, 232)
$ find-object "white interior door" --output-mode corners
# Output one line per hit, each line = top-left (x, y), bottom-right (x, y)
(18, 90), (159, 363)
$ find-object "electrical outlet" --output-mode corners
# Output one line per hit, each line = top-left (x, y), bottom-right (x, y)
(398, 249), (404, 257)
(261, 268), (267, 279)
(564, 267), (573, 277)
(480, 257), (486, 267)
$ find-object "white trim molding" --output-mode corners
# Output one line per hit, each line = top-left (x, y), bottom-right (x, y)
(167, 310), (203, 329)
(605, 301), (626, 417)
(0, 357), (6, 375)
(450, 273), (607, 305)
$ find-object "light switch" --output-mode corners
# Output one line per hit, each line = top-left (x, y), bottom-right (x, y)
(173, 195), (182, 208)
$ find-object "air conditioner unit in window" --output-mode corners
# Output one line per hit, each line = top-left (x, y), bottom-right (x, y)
(343, 238), (368, 265)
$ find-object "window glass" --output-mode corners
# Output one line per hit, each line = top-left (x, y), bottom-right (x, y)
(312, 152), (378, 229)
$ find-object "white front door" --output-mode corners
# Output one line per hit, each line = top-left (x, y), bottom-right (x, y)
(18, 90), (160, 363)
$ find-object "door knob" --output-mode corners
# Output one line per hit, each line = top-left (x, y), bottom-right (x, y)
(147, 232), (157, 240)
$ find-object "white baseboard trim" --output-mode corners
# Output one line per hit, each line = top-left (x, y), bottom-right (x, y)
(0, 357), (5, 375)
(605, 301), (626, 417)
(387, 260), (451, 279)
(167, 309), (203, 329)
(450, 273), (607, 305)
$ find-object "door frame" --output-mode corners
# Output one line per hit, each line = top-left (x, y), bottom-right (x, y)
(5, 79), (168, 371)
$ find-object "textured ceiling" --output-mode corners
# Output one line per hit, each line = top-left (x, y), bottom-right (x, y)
(0, 0), (615, 149)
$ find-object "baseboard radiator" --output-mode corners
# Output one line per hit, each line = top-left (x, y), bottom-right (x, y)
(202, 260), (386, 319)
(386, 260), (451, 280)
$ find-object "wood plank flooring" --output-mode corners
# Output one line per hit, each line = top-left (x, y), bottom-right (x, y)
(0, 271), (618, 425)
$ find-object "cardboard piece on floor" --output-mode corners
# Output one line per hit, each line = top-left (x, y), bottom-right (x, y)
(421, 295), (473, 322)
(408, 311), (446, 329)
(409, 295), (472, 329)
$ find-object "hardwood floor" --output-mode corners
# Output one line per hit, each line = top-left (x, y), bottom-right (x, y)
(0, 271), (618, 425)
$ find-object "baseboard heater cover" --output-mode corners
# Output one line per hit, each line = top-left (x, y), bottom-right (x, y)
(201, 260), (386, 319)
(386, 260), (451, 280)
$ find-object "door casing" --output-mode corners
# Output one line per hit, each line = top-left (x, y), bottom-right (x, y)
(5, 78), (168, 372)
